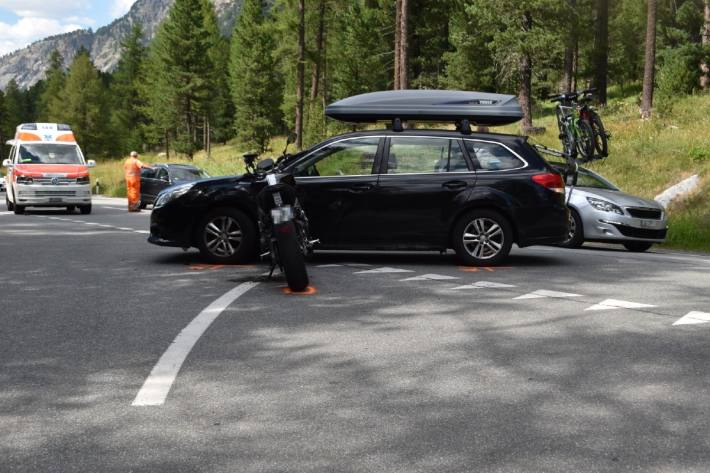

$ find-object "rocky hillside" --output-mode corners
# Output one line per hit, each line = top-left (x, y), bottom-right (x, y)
(0, 0), (242, 90)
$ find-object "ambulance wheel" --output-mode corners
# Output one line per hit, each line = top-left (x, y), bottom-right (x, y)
(14, 204), (25, 215)
(6, 194), (14, 211)
(79, 205), (92, 215)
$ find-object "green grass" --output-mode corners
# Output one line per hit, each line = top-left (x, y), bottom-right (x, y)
(89, 92), (710, 252)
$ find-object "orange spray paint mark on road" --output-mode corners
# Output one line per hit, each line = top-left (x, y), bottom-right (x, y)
(459, 266), (512, 273)
(189, 264), (257, 271)
(281, 286), (318, 295)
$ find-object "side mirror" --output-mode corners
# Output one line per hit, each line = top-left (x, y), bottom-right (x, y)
(257, 158), (275, 171)
(2, 159), (11, 167)
(87, 160), (96, 168)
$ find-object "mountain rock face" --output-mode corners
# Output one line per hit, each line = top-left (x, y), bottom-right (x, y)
(0, 0), (242, 90)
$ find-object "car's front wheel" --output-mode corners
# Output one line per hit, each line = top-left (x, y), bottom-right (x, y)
(453, 209), (513, 266)
(6, 194), (14, 211)
(623, 241), (653, 252)
(196, 208), (256, 263)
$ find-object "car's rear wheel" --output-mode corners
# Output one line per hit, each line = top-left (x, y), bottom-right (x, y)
(197, 208), (256, 263)
(453, 209), (513, 266)
(623, 241), (653, 252)
(559, 209), (584, 248)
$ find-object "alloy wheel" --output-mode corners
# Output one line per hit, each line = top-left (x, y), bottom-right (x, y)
(566, 213), (576, 242)
(462, 217), (505, 260)
(203, 215), (243, 258)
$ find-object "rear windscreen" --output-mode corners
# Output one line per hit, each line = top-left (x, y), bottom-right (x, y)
(18, 144), (83, 165)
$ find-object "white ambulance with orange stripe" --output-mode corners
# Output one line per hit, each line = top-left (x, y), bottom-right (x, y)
(3, 123), (95, 214)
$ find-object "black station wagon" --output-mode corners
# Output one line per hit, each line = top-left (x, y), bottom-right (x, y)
(148, 127), (568, 266)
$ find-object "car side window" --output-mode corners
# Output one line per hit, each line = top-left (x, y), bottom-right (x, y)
(386, 137), (468, 174)
(294, 137), (379, 177)
(464, 141), (525, 171)
(141, 168), (156, 179)
(156, 168), (169, 181)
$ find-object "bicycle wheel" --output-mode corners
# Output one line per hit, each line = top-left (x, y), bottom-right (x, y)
(589, 112), (609, 157)
(555, 106), (566, 135)
(575, 119), (595, 161)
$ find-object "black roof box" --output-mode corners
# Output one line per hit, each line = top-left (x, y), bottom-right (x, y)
(325, 90), (523, 127)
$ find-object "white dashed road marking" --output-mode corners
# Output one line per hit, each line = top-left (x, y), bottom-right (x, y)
(585, 299), (656, 311)
(673, 311), (710, 326)
(400, 273), (460, 281)
(452, 281), (517, 290)
(132, 281), (259, 407)
(514, 289), (582, 300)
(354, 267), (415, 274)
(32, 215), (147, 235)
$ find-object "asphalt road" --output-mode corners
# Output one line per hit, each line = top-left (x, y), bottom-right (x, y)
(2, 195), (710, 473)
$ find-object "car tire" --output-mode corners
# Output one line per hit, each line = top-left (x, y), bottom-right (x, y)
(79, 205), (92, 215)
(6, 194), (14, 211)
(559, 209), (584, 248)
(452, 209), (513, 266)
(66, 205), (76, 213)
(197, 207), (257, 264)
(623, 241), (653, 252)
(139, 201), (147, 210)
(14, 204), (25, 215)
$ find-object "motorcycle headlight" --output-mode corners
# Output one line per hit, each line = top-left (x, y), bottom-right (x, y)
(154, 183), (194, 208)
(586, 197), (623, 215)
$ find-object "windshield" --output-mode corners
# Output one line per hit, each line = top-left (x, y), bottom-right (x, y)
(17, 144), (84, 165)
(169, 167), (209, 181)
(576, 169), (619, 190)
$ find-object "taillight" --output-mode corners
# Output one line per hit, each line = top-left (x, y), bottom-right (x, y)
(532, 173), (565, 194)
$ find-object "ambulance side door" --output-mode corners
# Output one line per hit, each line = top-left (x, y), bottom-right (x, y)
(6, 145), (16, 203)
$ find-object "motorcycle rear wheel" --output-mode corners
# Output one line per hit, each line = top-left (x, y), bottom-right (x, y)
(275, 222), (309, 292)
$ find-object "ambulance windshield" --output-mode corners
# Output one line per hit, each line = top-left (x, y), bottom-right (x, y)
(18, 144), (83, 165)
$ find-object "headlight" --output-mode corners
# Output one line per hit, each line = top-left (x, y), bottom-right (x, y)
(154, 183), (194, 208)
(76, 176), (90, 184)
(587, 197), (623, 215)
(16, 175), (33, 184)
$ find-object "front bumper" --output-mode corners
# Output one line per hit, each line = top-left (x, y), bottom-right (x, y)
(581, 208), (668, 242)
(15, 184), (92, 206)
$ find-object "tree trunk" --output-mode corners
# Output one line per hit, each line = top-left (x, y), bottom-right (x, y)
(310, 0), (325, 101)
(399, 0), (409, 89)
(519, 11), (533, 131)
(394, 0), (401, 89)
(641, 0), (656, 119)
(701, 0), (710, 89)
(164, 129), (170, 160)
(295, 0), (305, 149)
(562, 0), (577, 93)
(592, 0), (609, 104)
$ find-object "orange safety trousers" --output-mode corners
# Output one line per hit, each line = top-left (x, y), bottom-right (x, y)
(126, 176), (141, 211)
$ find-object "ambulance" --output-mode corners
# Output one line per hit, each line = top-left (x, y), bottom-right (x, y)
(3, 123), (95, 214)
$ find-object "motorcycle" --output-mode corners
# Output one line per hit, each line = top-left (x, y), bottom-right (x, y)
(243, 148), (314, 292)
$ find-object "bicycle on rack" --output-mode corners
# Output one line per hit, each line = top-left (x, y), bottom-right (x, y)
(549, 88), (608, 162)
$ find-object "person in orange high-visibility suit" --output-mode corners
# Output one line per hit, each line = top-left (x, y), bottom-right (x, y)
(124, 151), (151, 212)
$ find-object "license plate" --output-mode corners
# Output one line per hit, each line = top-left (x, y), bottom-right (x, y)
(640, 219), (657, 228)
(49, 198), (62, 203)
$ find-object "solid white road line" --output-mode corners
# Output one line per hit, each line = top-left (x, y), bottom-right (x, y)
(673, 311), (710, 326)
(400, 273), (460, 281)
(452, 281), (516, 290)
(131, 281), (259, 407)
(585, 299), (656, 311)
(514, 289), (582, 300)
(354, 267), (414, 274)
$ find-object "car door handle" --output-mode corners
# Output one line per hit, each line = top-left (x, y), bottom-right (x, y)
(350, 183), (374, 192)
(442, 180), (467, 190)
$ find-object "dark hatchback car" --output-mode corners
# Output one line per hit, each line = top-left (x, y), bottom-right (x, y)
(140, 163), (209, 208)
(148, 129), (568, 266)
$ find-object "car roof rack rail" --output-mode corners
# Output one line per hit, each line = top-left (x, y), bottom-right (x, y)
(326, 90), (523, 130)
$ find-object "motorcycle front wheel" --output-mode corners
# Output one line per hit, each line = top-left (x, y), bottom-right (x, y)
(275, 221), (310, 292)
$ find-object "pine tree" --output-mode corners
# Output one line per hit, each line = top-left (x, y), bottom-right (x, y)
(111, 24), (148, 155)
(2, 80), (28, 140)
(61, 49), (109, 157)
(39, 50), (65, 121)
(701, 0), (710, 89)
(592, 0), (609, 104)
(147, 0), (215, 158)
(230, 0), (283, 152)
(641, 0), (657, 118)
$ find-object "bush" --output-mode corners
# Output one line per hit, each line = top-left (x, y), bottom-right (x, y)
(656, 45), (703, 115)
